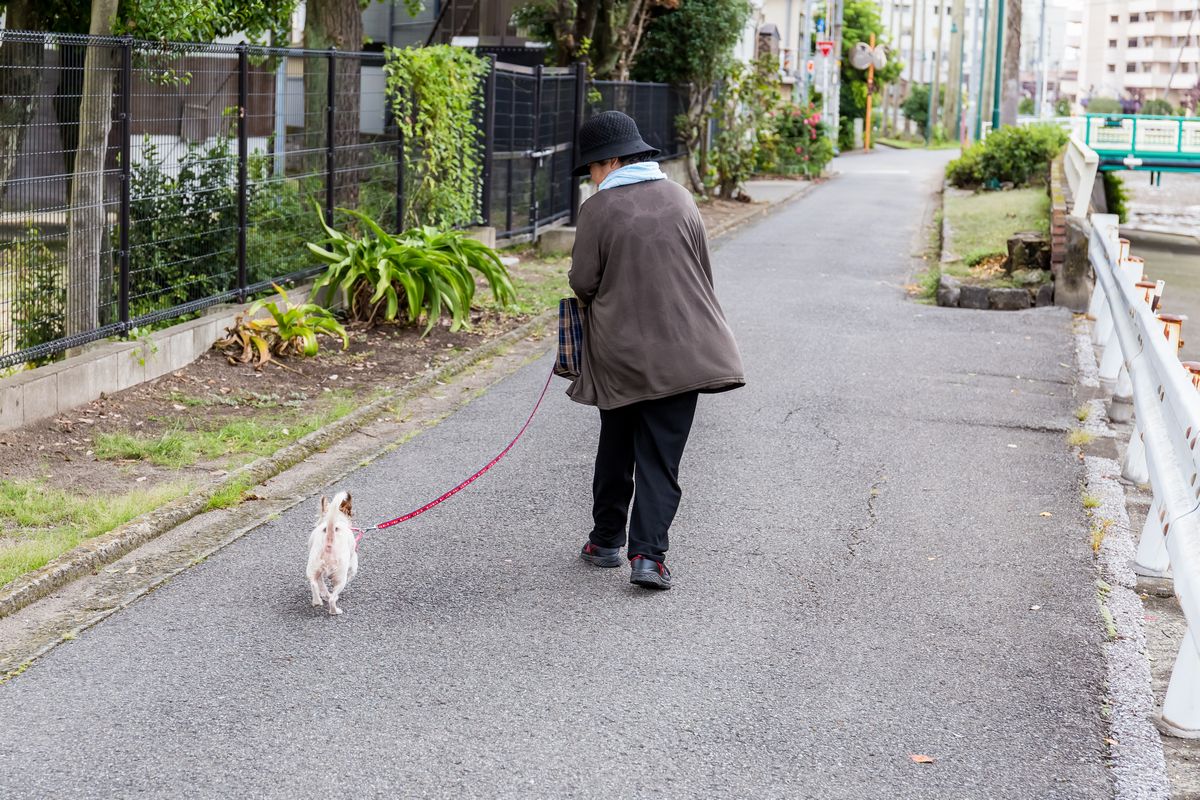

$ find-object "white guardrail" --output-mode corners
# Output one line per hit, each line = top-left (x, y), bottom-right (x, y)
(1065, 134), (1100, 218)
(1088, 211), (1200, 737)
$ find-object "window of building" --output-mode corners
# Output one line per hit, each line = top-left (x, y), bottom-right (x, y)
(1108, 64), (1117, 72)
(1128, 37), (1138, 47)
(1127, 63), (1137, 72)
(1108, 39), (1117, 47)
(1184, 10), (1195, 20)
(1146, 12), (1155, 21)
(1111, 14), (1119, 23)
(1130, 12), (1140, 21)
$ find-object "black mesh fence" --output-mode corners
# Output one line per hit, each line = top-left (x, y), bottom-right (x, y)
(0, 31), (686, 370)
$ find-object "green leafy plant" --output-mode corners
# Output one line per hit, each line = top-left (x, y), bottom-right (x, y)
(946, 123), (1068, 189)
(1054, 98), (1071, 116)
(1018, 97), (1035, 115)
(1103, 172), (1129, 223)
(1140, 98), (1176, 116)
(1085, 97), (1123, 114)
(384, 45), (491, 230)
(757, 102), (834, 178)
(215, 283), (348, 368)
(710, 56), (778, 198)
(8, 227), (64, 363)
(307, 206), (516, 335)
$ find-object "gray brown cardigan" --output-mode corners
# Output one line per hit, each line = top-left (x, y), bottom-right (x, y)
(567, 179), (745, 410)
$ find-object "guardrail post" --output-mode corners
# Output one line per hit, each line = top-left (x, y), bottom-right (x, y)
(570, 60), (587, 226)
(1099, 255), (1145, 389)
(1162, 629), (1200, 737)
(1092, 237), (1128, 349)
(1134, 498), (1171, 577)
(481, 55), (497, 228)
(530, 64), (543, 241)
(1123, 423), (1150, 484)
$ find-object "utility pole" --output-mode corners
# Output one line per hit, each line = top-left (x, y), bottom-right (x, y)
(991, 0), (1005, 130)
(882, 0), (897, 135)
(831, 0), (845, 147)
(918, 0), (927, 96)
(927, 0), (946, 144)
(976, 0), (995, 139)
(1035, 0), (1048, 116)
(945, 0), (966, 141)
(893, 0), (904, 133)
(906, 0), (918, 133)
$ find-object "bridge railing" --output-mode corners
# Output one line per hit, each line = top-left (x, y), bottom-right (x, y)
(1087, 210), (1200, 737)
(1080, 113), (1200, 168)
(1064, 134), (1099, 218)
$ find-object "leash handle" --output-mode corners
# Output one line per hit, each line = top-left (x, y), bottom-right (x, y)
(369, 368), (555, 533)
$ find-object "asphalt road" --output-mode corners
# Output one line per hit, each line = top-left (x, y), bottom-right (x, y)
(0, 149), (1110, 798)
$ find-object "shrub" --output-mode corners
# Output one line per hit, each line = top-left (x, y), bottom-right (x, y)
(945, 124), (1068, 189)
(1085, 97), (1123, 114)
(1140, 98), (1176, 116)
(307, 207), (516, 335)
(756, 102), (834, 178)
(710, 56), (778, 198)
(1018, 97), (1035, 115)
(1103, 172), (1128, 223)
(8, 228), (64, 362)
(1054, 98), (1071, 116)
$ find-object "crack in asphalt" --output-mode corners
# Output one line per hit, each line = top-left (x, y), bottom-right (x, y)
(847, 469), (886, 559)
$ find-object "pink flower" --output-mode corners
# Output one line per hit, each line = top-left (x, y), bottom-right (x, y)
(794, 145), (804, 154)
(791, 109), (801, 118)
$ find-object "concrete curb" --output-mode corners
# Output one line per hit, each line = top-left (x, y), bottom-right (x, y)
(0, 310), (554, 619)
(706, 180), (819, 241)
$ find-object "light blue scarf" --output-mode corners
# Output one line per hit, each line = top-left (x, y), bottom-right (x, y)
(598, 161), (666, 191)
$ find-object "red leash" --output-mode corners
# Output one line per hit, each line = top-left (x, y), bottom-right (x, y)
(354, 368), (555, 548)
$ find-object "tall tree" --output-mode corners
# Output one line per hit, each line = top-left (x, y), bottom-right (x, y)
(303, 0), (365, 208)
(513, 0), (679, 79)
(65, 0), (296, 336)
(632, 0), (751, 193)
(1000, 0), (1021, 125)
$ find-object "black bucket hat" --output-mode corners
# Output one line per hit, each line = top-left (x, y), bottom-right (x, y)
(573, 111), (660, 177)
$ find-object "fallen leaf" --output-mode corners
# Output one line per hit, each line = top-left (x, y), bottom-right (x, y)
(1104, 737), (1120, 746)
(910, 754), (935, 764)
(172, 404), (186, 411)
(125, 565), (138, 574)
(135, 476), (147, 482)
(1040, 512), (1053, 517)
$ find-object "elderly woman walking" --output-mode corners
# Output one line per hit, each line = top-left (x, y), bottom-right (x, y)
(568, 111), (745, 591)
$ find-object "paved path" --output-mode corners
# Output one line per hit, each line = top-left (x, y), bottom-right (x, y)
(0, 150), (1110, 798)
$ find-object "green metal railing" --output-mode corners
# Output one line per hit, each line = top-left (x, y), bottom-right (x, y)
(1080, 113), (1200, 171)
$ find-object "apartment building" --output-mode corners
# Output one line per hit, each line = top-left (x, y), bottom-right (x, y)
(1076, 0), (1200, 107)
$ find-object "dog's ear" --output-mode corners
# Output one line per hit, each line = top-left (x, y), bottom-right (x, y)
(339, 493), (353, 516)
(320, 496), (329, 515)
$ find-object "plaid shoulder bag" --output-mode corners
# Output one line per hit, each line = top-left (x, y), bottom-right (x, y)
(555, 297), (585, 379)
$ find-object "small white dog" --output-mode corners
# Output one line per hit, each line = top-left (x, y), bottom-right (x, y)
(306, 491), (358, 615)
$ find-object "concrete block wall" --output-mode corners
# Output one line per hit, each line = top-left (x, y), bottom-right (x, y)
(1, 291), (289, 434)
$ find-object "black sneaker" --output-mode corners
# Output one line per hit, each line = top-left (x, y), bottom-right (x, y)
(580, 542), (622, 568)
(630, 555), (671, 590)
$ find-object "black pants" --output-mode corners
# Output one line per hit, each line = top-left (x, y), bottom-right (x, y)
(588, 391), (699, 562)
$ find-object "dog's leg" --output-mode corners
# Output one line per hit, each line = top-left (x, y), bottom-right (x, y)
(308, 572), (324, 607)
(327, 570), (347, 616)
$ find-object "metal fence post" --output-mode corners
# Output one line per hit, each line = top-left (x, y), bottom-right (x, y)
(530, 64), (543, 241)
(118, 35), (133, 332)
(481, 54), (497, 228)
(236, 43), (249, 301)
(326, 48), (337, 223)
(570, 61), (587, 226)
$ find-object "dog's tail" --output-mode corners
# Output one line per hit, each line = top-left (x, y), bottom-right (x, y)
(325, 490), (349, 552)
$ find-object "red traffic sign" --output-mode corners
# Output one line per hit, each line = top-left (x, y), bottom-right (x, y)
(817, 40), (835, 57)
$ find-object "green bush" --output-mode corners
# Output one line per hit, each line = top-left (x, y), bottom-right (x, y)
(710, 56), (778, 197)
(1018, 97), (1035, 115)
(945, 124), (1068, 189)
(1054, 98), (1071, 116)
(1103, 172), (1128, 223)
(307, 207), (515, 335)
(1086, 97), (1123, 114)
(756, 102), (834, 178)
(9, 228), (64, 362)
(1140, 98), (1176, 116)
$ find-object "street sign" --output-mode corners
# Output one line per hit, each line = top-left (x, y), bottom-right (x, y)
(817, 18), (826, 33)
(817, 40), (835, 57)
(806, 59), (815, 75)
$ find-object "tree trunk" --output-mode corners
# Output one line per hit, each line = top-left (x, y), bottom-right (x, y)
(65, 0), (119, 338)
(304, 0), (363, 209)
(0, 0), (47, 206)
(1000, 0), (1021, 126)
